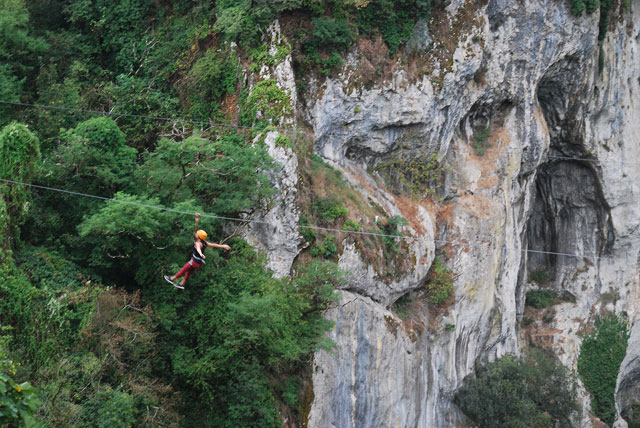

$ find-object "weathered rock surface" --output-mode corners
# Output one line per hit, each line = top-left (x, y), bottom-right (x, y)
(299, 1), (640, 427)
(309, 291), (425, 428)
(615, 320), (640, 428)
(239, 23), (302, 277)
(240, 1), (640, 426)
(242, 130), (301, 277)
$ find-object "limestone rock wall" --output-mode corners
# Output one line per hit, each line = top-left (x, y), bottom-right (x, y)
(302, 1), (640, 427)
(241, 1), (640, 426)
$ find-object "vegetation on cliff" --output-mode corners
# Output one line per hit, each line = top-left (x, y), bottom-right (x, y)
(578, 314), (629, 425)
(455, 349), (578, 428)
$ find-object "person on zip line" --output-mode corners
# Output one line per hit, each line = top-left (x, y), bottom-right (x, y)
(164, 212), (230, 289)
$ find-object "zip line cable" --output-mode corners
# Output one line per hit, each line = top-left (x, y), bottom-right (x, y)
(0, 101), (631, 260)
(0, 178), (415, 240)
(0, 178), (627, 261)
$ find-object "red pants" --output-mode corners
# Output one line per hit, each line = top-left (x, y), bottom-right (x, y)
(174, 259), (202, 283)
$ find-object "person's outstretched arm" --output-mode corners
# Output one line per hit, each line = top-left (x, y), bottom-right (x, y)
(206, 241), (231, 251)
(194, 212), (200, 232)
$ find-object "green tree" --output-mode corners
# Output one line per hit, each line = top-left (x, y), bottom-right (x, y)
(44, 117), (136, 195)
(215, 0), (313, 46)
(62, 0), (156, 74)
(76, 193), (208, 285)
(0, 122), (41, 250)
(0, 247), (99, 367)
(578, 314), (629, 425)
(30, 117), (136, 250)
(169, 248), (339, 428)
(78, 387), (136, 428)
(455, 349), (578, 428)
(102, 75), (180, 150)
(137, 133), (276, 215)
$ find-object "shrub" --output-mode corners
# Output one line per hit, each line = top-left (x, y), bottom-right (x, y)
(78, 387), (136, 428)
(375, 152), (444, 199)
(472, 127), (491, 156)
(529, 269), (550, 285)
(597, 0), (614, 40)
(343, 219), (361, 232)
(312, 198), (348, 224)
(355, 0), (431, 55)
(569, 0), (600, 14)
(298, 16), (356, 75)
(578, 314), (629, 425)
(240, 79), (293, 127)
(248, 43), (291, 71)
(542, 308), (556, 324)
(0, 247), (101, 367)
(299, 212), (316, 243)
(185, 47), (239, 121)
(310, 236), (338, 259)
(275, 135), (291, 148)
(455, 349), (578, 428)
(525, 289), (557, 309)
(0, 326), (40, 427)
(309, 17), (355, 51)
(378, 215), (407, 256)
(0, 372), (40, 426)
(425, 258), (454, 305)
(391, 293), (412, 319)
(570, 0), (615, 41)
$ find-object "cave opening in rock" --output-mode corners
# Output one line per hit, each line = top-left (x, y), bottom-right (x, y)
(526, 160), (613, 281)
(525, 57), (614, 290)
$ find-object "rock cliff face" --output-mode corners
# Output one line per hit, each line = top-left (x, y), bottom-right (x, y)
(246, 1), (640, 426)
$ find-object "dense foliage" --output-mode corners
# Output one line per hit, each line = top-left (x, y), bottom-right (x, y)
(578, 314), (629, 425)
(0, 105), (343, 426)
(455, 349), (578, 428)
(0, 122), (40, 252)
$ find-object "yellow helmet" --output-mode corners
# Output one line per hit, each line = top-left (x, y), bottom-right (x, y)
(196, 230), (207, 240)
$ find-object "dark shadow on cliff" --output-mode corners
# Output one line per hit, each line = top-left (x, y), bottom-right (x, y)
(524, 55), (614, 295)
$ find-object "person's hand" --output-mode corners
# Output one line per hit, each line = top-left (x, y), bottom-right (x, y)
(222, 245), (231, 251)
(195, 212), (200, 219)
